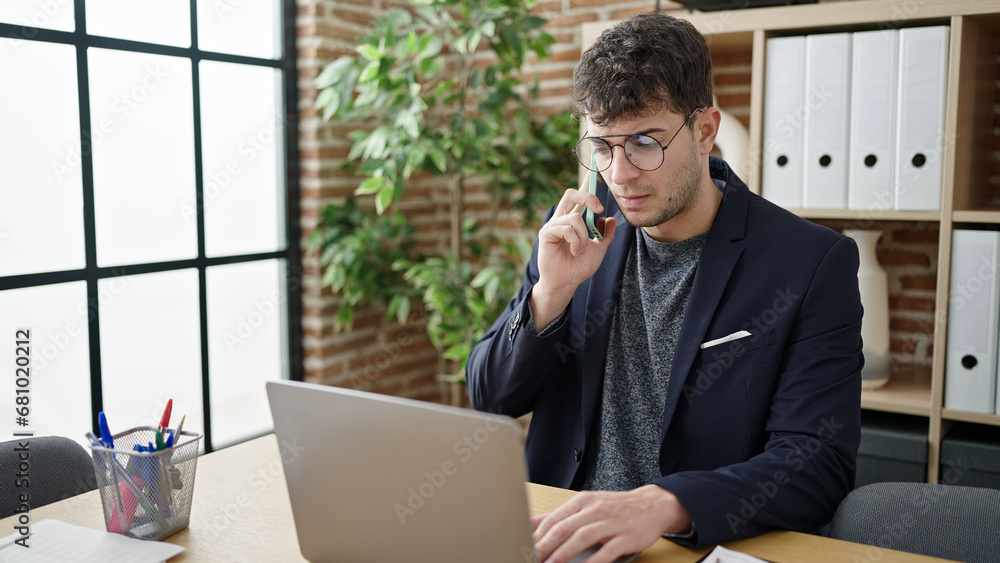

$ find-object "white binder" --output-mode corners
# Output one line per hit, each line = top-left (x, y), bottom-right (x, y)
(848, 30), (898, 211)
(945, 230), (1000, 414)
(802, 33), (851, 209)
(894, 26), (949, 211)
(761, 35), (806, 208)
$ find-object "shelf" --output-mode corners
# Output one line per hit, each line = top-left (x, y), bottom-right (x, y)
(952, 210), (1000, 223)
(941, 408), (1000, 426)
(860, 365), (932, 416)
(786, 208), (942, 222)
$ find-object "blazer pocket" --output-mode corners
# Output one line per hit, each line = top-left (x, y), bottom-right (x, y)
(694, 329), (776, 367)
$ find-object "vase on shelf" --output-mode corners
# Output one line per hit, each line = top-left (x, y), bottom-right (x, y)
(844, 229), (891, 389)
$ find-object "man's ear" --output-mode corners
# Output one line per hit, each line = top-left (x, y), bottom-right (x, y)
(694, 107), (722, 157)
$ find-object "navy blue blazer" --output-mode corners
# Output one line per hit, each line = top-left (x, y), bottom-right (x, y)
(467, 158), (863, 547)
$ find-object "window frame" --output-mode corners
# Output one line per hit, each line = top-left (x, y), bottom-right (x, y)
(0, 0), (302, 452)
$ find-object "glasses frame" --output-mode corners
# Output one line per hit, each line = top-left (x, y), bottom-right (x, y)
(574, 107), (705, 173)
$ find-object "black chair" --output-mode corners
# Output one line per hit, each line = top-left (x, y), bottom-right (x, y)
(828, 481), (1000, 563)
(0, 436), (98, 519)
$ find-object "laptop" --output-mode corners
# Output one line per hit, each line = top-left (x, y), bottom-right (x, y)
(267, 380), (538, 562)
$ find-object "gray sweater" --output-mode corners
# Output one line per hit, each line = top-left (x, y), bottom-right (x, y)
(578, 229), (707, 491)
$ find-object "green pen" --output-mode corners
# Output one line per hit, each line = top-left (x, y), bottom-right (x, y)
(155, 429), (165, 451)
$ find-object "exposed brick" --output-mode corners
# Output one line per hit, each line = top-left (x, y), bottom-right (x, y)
(714, 72), (752, 87)
(715, 92), (751, 110)
(891, 229), (940, 244)
(571, 0), (635, 7)
(537, 85), (574, 99)
(900, 275), (937, 291)
(877, 251), (931, 266)
(523, 67), (575, 82)
(545, 13), (598, 28)
(549, 31), (575, 45)
(532, 1), (563, 15)
(549, 48), (583, 62)
(333, 7), (374, 26)
(710, 50), (754, 67)
(303, 0), (953, 401)
(890, 317), (934, 334)
(890, 338), (917, 354)
(888, 296), (936, 312)
(610, 5), (661, 20)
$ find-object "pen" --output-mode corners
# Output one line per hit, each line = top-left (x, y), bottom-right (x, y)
(155, 429), (166, 451)
(158, 399), (173, 432)
(87, 431), (168, 531)
(98, 411), (114, 448)
(169, 415), (186, 448)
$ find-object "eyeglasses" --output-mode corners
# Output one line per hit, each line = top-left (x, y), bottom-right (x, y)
(574, 108), (704, 173)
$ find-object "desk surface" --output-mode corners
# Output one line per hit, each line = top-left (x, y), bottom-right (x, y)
(0, 434), (952, 562)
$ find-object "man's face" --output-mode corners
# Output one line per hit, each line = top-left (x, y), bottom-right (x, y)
(585, 107), (703, 231)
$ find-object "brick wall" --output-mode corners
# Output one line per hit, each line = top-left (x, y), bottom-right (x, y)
(296, 0), (933, 401)
(296, 0), (690, 402)
(815, 220), (938, 369)
(298, 0), (445, 401)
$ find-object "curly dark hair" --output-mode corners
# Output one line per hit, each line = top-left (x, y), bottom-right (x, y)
(573, 12), (714, 127)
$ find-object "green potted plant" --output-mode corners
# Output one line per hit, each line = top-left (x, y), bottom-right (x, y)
(309, 0), (577, 399)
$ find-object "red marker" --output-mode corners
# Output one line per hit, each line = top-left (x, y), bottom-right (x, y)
(158, 399), (173, 432)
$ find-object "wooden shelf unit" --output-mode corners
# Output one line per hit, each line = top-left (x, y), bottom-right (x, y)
(582, 0), (1000, 485)
(942, 409), (1000, 427)
(861, 365), (933, 417)
(787, 209), (942, 222)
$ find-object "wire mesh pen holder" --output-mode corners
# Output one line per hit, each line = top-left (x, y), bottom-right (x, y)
(89, 426), (202, 540)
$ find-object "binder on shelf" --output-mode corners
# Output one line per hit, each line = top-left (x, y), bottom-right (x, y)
(894, 26), (949, 211)
(945, 230), (1000, 415)
(802, 33), (851, 209)
(848, 29), (898, 211)
(761, 35), (806, 208)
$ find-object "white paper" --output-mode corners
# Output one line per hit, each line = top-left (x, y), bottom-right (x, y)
(702, 545), (770, 563)
(0, 519), (184, 562)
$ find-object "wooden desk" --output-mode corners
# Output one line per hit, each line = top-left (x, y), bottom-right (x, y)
(0, 435), (952, 562)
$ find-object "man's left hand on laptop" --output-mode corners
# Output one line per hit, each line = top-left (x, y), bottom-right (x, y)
(531, 484), (691, 562)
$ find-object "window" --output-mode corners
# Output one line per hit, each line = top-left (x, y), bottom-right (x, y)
(0, 1), (301, 452)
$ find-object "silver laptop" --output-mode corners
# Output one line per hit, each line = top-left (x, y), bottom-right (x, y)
(267, 380), (536, 563)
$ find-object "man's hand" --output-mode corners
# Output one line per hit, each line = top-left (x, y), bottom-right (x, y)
(531, 172), (618, 329)
(531, 485), (692, 563)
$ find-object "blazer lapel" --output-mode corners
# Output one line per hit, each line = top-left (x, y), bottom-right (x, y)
(579, 188), (632, 444)
(661, 161), (750, 438)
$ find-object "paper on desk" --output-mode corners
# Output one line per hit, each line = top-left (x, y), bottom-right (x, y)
(702, 545), (770, 563)
(0, 519), (184, 562)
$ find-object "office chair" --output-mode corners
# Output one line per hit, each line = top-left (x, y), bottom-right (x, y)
(0, 436), (98, 519)
(828, 481), (1000, 563)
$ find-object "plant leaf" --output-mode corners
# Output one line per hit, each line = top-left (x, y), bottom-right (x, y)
(315, 57), (354, 88)
(356, 176), (384, 195)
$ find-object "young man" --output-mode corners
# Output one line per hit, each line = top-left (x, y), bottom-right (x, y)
(466, 12), (863, 563)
